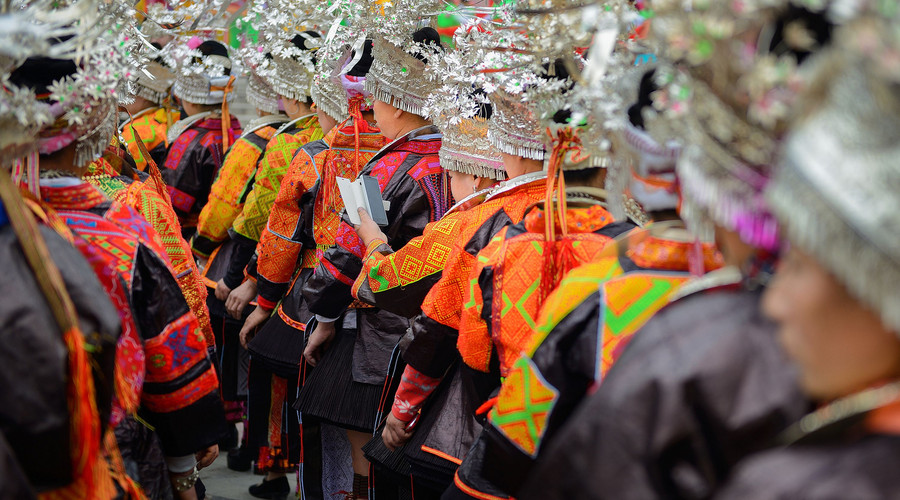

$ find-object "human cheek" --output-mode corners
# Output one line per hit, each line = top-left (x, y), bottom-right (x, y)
(762, 258), (797, 325)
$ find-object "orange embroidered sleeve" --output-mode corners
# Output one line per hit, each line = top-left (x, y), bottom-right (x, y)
(233, 120), (324, 242)
(255, 146), (322, 310)
(456, 228), (507, 374)
(352, 212), (465, 317)
(123, 182), (216, 347)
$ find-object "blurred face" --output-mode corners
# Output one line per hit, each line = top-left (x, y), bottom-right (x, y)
(763, 245), (900, 400)
(447, 170), (477, 203)
(373, 99), (402, 140)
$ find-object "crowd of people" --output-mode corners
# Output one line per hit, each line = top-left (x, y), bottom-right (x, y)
(1, 0), (899, 499)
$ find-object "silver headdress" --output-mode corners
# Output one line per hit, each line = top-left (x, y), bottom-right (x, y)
(439, 116), (505, 180)
(309, 25), (353, 123)
(246, 71), (280, 114)
(366, 34), (442, 117)
(364, 0), (444, 117)
(131, 60), (176, 106)
(488, 89), (546, 161)
(241, 0), (324, 103)
(422, 19), (503, 180)
(645, 0), (857, 249)
(266, 37), (319, 102)
(0, 0), (135, 185)
(767, 13), (900, 333)
(311, 58), (350, 122)
(302, 0), (372, 122)
(169, 38), (237, 106)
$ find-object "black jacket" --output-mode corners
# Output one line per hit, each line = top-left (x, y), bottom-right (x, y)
(520, 275), (809, 500)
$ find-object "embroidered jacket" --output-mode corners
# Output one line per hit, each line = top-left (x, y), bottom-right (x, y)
(41, 179), (226, 457)
(518, 271), (807, 500)
(120, 107), (179, 172)
(391, 174), (547, 412)
(302, 125), (447, 384)
(453, 232), (722, 498)
(190, 116), (283, 257)
(161, 113), (242, 232)
(457, 203), (634, 375)
(221, 114), (324, 289)
(351, 189), (491, 318)
(87, 155), (215, 347)
(255, 118), (387, 312)
(0, 199), (120, 495)
(368, 174), (546, 473)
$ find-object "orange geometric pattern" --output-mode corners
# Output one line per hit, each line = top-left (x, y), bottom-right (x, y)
(85, 169), (216, 347)
(194, 125), (279, 253)
(256, 118), (387, 304)
(487, 237), (712, 459)
(458, 205), (617, 375)
(353, 211), (464, 299)
(232, 115), (323, 242)
(489, 355), (558, 456)
(418, 180), (548, 332)
(527, 256), (624, 353)
(121, 107), (179, 172)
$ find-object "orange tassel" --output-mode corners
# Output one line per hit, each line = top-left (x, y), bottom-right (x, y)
(0, 170), (117, 499)
(539, 128), (583, 300)
(211, 75), (237, 151)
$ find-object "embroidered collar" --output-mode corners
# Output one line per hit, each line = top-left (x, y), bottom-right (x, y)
(239, 114), (288, 139)
(405, 124), (441, 141)
(274, 113), (317, 136)
(365, 124), (440, 166)
(166, 111), (214, 144)
(39, 176), (109, 211)
(782, 381), (900, 445)
(327, 117), (385, 150)
(486, 171), (547, 200)
(523, 204), (615, 234)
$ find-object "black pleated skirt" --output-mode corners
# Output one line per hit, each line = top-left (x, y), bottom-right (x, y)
(247, 310), (306, 379)
(294, 329), (386, 433)
(362, 365), (469, 494)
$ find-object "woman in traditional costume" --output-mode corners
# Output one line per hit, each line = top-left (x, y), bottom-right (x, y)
(10, 47), (227, 500)
(520, 3), (838, 499)
(118, 55), (179, 172)
(377, 69), (554, 496)
(450, 68), (724, 499)
(239, 37), (386, 500)
(162, 40), (243, 238)
(297, 20), (448, 500)
(349, 89), (504, 497)
(718, 13), (900, 497)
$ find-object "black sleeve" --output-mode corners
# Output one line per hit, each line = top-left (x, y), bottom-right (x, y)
(222, 232), (257, 289)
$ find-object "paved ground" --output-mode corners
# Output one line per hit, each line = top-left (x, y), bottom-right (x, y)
(203, 453), (298, 500)
(202, 80), (280, 500)
(202, 421), (297, 500)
